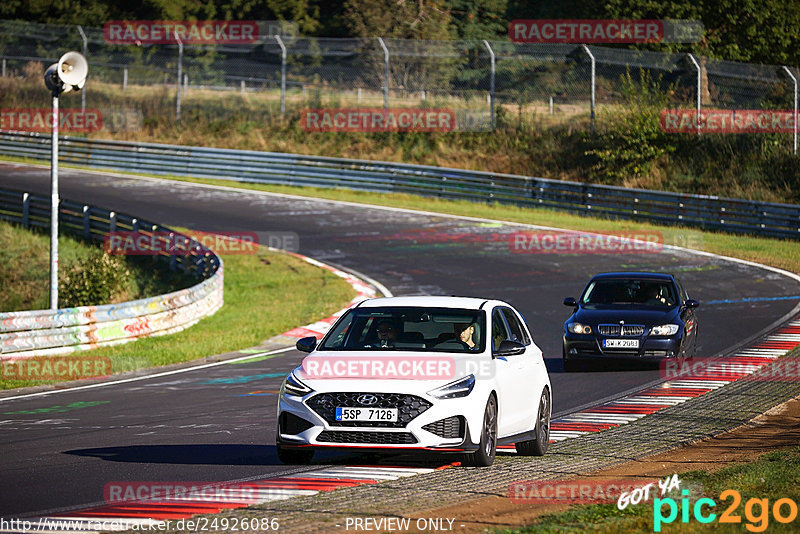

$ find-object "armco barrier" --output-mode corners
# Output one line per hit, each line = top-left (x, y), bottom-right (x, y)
(0, 132), (797, 239)
(0, 188), (223, 358)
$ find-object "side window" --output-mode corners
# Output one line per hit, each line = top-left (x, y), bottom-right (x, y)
(491, 309), (510, 352)
(501, 308), (530, 345)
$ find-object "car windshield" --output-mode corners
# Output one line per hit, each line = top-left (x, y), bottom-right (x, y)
(319, 307), (486, 353)
(581, 279), (677, 308)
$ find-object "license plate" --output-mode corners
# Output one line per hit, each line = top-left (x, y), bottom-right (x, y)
(603, 339), (639, 349)
(335, 407), (398, 422)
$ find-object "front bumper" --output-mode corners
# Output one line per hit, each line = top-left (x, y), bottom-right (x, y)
(276, 390), (483, 452)
(563, 333), (682, 361)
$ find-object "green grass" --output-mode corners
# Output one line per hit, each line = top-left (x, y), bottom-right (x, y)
(506, 446), (800, 533)
(0, 220), (185, 312)
(0, 237), (356, 390)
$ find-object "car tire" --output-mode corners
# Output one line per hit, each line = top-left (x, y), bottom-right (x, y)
(516, 387), (550, 456)
(276, 445), (314, 465)
(462, 395), (497, 467)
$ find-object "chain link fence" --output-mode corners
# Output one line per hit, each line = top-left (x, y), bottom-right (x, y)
(0, 19), (797, 150)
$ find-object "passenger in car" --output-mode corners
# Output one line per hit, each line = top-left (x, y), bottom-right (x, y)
(455, 322), (478, 350)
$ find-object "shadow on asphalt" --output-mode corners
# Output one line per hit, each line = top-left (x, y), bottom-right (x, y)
(64, 444), (281, 465)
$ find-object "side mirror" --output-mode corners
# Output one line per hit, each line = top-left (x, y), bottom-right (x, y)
(494, 340), (525, 357)
(296, 336), (317, 353)
(563, 297), (577, 307)
(685, 299), (699, 309)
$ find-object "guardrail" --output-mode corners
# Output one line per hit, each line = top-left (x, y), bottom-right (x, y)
(0, 187), (223, 358)
(0, 131), (798, 239)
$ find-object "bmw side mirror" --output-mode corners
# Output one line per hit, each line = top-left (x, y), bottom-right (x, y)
(685, 299), (699, 309)
(494, 340), (525, 357)
(296, 336), (317, 353)
(563, 297), (577, 307)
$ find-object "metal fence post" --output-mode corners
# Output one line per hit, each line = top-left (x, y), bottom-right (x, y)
(377, 37), (389, 111)
(687, 54), (702, 135)
(581, 44), (595, 132)
(275, 35), (287, 117)
(2, 58), (6, 77)
(175, 31), (183, 121)
(77, 25), (87, 114)
(483, 40), (496, 130)
(183, 73), (188, 96)
(122, 67), (128, 90)
(82, 205), (90, 238)
(782, 66), (798, 155)
(22, 192), (29, 228)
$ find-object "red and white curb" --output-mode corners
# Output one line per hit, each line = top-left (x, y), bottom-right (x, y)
(538, 319), (800, 444)
(21, 466), (441, 532)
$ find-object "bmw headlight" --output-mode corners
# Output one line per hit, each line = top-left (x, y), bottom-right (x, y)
(650, 324), (680, 336)
(567, 322), (592, 334)
(280, 371), (313, 397)
(428, 375), (475, 399)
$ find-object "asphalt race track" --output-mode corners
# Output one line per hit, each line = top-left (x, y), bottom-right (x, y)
(2, 163), (799, 518)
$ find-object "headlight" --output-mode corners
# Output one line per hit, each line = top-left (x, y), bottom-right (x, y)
(428, 375), (475, 399)
(650, 324), (680, 336)
(567, 322), (592, 334)
(280, 371), (313, 397)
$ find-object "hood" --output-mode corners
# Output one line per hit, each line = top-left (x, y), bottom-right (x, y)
(571, 305), (679, 327)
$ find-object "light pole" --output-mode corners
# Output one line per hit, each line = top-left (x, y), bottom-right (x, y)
(44, 51), (88, 310)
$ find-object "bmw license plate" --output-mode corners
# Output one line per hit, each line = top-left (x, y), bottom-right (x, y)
(335, 407), (398, 422)
(603, 339), (639, 349)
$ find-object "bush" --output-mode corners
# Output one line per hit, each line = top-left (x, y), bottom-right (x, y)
(584, 70), (676, 183)
(59, 250), (130, 308)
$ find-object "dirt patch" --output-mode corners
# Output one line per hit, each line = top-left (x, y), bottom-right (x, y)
(408, 394), (800, 532)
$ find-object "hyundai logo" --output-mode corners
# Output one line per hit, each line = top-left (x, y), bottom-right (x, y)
(357, 394), (378, 406)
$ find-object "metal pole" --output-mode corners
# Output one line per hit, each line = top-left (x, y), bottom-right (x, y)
(175, 31), (183, 121)
(550, 96), (554, 114)
(782, 66), (798, 155)
(2, 58), (6, 77)
(275, 35), (287, 116)
(687, 54), (701, 135)
(483, 40), (496, 130)
(50, 92), (59, 310)
(581, 44), (595, 132)
(183, 73), (188, 96)
(123, 67), (127, 90)
(77, 25), (87, 114)
(377, 37), (389, 111)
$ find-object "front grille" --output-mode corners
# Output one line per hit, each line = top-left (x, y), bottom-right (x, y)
(598, 324), (644, 336)
(306, 392), (432, 428)
(422, 416), (464, 439)
(317, 430), (417, 444)
(280, 412), (314, 435)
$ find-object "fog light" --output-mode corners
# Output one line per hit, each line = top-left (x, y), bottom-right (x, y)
(569, 348), (578, 355)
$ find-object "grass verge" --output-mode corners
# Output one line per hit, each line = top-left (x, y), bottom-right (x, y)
(0, 219), (186, 312)
(0, 239), (356, 390)
(506, 446), (800, 533)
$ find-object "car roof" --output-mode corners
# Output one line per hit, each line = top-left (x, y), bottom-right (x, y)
(356, 296), (492, 310)
(590, 272), (675, 282)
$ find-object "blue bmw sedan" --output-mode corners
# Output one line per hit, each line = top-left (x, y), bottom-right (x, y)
(562, 272), (699, 371)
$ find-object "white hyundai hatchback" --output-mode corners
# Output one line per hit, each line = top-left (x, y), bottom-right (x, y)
(276, 296), (551, 467)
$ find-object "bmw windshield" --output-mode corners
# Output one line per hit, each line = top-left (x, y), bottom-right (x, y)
(581, 279), (678, 309)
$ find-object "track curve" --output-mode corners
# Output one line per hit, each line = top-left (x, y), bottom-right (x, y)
(1, 162), (799, 519)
